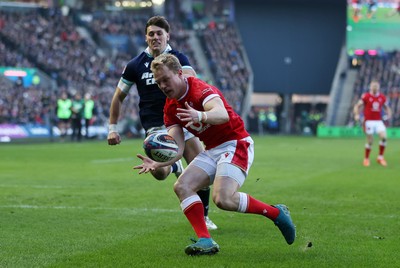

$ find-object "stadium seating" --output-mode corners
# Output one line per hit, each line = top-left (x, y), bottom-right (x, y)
(0, 8), (250, 130)
(196, 19), (249, 113)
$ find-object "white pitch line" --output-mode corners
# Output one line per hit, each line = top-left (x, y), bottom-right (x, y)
(0, 204), (180, 213)
(91, 157), (134, 164)
(0, 184), (65, 189)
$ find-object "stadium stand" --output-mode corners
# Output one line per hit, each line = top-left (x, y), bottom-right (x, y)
(0, 6), (251, 137)
(0, 8), (137, 132)
(196, 19), (249, 113)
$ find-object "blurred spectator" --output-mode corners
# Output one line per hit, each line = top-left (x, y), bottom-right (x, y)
(197, 19), (249, 113)
(56, 91), (72, 141)
(70, 92), (84, 142)
(0, 8), (250, 130)
(83, 93), (96, 139)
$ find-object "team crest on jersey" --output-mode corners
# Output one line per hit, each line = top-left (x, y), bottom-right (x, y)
(144, 62), (149, 68)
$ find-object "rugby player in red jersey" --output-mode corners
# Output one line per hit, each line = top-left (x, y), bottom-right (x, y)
(354, 79), (392, 167)
(134, 54), (296, 255)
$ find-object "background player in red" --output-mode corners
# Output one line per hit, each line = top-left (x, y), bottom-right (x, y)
(353, 79), (392, 167)
(134, 54), (295, 256)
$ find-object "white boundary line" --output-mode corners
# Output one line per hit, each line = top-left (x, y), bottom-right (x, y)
(0, 204), (180, 213)
(91, 157), (134, 164)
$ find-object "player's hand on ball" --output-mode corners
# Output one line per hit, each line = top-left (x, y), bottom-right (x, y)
(134, 154), (158, 174)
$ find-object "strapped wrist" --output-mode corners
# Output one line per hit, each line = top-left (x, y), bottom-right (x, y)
(197, 111), (202, 123)
(108, 124), (118, 133)
(202, 112), (208, 123)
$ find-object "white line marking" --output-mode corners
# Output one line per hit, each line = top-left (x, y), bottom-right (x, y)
(0, 184), (65, 189)
(0, 205), (180, 213)
(91, 158), (134, 164)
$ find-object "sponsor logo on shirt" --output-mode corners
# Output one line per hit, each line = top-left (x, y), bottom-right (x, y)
(141, 72), (155, 85)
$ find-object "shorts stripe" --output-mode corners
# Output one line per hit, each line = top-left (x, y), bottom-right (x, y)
(232, 139), (250, 171)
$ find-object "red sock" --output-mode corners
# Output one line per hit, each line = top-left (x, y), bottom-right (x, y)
(365, 145), (371, 159)
(238, 193), (280, 221)
(181, 195), (210, 238)
(379, 142), (386, 157)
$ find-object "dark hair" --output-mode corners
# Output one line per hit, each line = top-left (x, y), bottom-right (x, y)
(145, 16), (170, 34)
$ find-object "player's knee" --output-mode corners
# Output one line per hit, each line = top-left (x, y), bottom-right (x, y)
(212, 195), (225, 210)
(213, 197), (232, 211)
(212, 191), (231, 210)
(173, 180), (187, 197)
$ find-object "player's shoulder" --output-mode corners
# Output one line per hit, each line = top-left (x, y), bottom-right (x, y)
(168, 49), (183, 56)
(168, 49), (189, 61)
(361, 92), (370, 99)
(126, 51), (147, 68)
(187, 76), (209, 89)
(188, 77), (219, 96)
(122, 52), (149, 78)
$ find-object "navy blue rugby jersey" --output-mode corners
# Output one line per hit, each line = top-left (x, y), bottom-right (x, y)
(120, 47), (192, 131)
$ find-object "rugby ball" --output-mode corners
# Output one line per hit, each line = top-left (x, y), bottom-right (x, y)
(143, 133), (178, 162)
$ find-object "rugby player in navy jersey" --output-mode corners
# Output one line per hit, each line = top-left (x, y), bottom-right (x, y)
(107, 16), (217, 230)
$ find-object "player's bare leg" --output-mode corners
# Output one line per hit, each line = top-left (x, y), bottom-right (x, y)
(363, 135), (373, 167)
(377, 131), (387, 166)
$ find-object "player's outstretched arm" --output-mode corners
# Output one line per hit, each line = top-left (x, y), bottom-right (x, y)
(107, 88), (127, 145)
(134, 126), (185, 174)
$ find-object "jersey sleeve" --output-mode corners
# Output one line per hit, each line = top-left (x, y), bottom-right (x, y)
(118, 61), (137, 94)
(361, 93), (368, 103)
(173, 51), (194, 71)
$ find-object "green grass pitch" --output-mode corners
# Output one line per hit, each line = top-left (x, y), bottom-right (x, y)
(1, 136), (399, 267)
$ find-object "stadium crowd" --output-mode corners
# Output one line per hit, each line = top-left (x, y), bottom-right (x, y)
(196, 19), (249, 112)
(3, 5), (398, 133)
(0, 7), (248, 134)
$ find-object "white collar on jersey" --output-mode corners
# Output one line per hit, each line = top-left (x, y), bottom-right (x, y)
(178, 78), (189, 101)
(145, 44), (172, 58)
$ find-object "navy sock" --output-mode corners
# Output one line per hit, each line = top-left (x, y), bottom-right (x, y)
(197, 187), (211, 217)
(171, 163), (178, 173)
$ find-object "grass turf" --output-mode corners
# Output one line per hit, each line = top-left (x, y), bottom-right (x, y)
(0, 136), (399, 267)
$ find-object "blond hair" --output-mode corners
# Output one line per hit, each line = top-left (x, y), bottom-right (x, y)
(150, 54), (182, 74)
